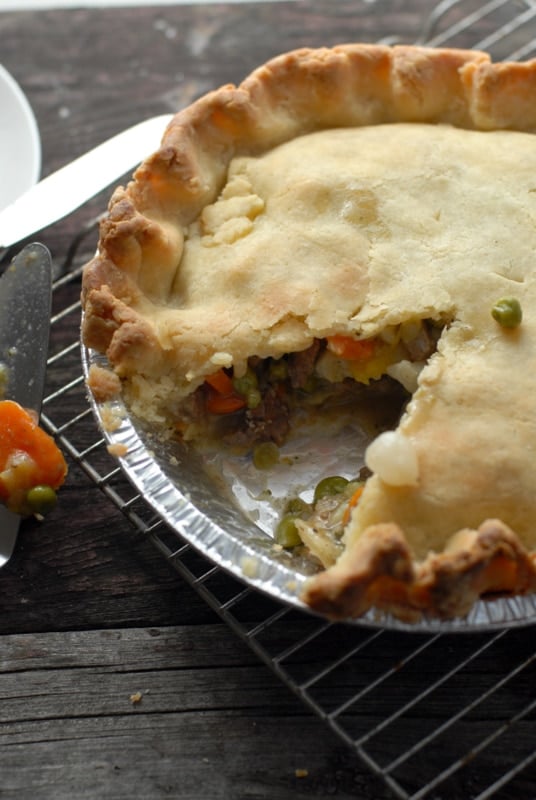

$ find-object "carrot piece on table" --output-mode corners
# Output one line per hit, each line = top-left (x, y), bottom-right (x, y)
(326, 335), (376, 361)
(0, 399), (68, 515)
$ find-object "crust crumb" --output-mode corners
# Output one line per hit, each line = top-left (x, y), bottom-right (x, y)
(87, 363), (121, 403)
(99, 405), (125, 433)
(107, 442), (129, 458)
(240, 555), (259, 578)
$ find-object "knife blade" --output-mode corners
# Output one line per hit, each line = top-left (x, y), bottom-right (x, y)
(0, 242), (52, 566)
(0, 113), (173, 250)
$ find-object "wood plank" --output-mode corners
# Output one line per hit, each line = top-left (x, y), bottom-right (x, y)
(0, 626), (393, 800)
(0, 626), (258, 672)
(0, 713), (394, 800)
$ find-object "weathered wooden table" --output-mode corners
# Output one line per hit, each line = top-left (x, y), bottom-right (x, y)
(0, 2), (535, 798)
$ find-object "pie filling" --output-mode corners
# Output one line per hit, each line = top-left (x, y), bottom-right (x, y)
(176, 316), (445, 450)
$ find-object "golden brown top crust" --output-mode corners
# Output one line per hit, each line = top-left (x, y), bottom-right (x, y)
(303, 519), (536, 622)
(82, 44), (536, 385)
(82, 44), (536, 621)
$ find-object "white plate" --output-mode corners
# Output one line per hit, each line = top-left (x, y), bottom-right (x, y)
(0, 64), (40, 212)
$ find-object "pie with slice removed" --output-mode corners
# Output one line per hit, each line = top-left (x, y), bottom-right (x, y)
(82, 44), (536, 621)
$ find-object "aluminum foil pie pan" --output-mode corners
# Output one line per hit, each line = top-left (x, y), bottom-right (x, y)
(82, 346), (536, 632)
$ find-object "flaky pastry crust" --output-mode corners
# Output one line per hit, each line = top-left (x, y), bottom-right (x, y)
(82, 44), (536, 622)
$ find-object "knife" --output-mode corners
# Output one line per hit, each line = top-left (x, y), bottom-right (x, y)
(0, 113), (173, 250)
(0, 243), (52, 567)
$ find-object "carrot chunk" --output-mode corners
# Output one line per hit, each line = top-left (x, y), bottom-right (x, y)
(206, 392), (247, 414)
(204, 370), (247, 415)
(0, 400), (67, 515)
(342, 485), (365, 526)
(204, 369), (236, 395)
(326, 335), (376, 361)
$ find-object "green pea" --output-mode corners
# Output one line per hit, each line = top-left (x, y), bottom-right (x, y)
(233, 369), (262, 409)
(26, 485), (58, 516)
(491, 297), (523, 328)
(233, 368), (258, 396)
(246, 388), (262, 409)
(313, 475), (349, 503)
(275, 515), (302, 548)
(285, 497), (310, 515)
(268, 358), (288, 381)
(252, 441), (280, 470)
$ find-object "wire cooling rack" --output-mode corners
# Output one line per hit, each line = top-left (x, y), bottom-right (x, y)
(38, 2), (536, 797)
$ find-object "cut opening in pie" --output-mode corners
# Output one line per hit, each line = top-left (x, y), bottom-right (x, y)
(173, 315), (447, 450)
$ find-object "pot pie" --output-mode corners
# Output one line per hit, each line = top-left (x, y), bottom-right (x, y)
(82, 43), (536, 622)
